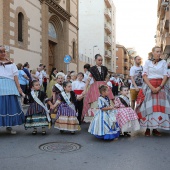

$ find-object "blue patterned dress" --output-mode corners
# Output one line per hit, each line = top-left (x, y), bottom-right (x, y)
(88, 96), (120, 140)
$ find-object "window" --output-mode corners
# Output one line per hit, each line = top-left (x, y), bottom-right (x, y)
(18, 12), (24, 42)
(48, 23), (57, 39)
(72, 41), (76, 59)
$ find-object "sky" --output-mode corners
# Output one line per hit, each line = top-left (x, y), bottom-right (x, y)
(113, 0), (158, 62)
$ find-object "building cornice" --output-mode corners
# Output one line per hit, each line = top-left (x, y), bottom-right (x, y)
(39, 0), (71, 21)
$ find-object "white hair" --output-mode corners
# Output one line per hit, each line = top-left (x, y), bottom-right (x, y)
(56, 72), (65, 78)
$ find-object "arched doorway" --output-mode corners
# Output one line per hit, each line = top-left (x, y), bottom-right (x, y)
(48, 22), (57, 73)
(48, 15), (65, 74)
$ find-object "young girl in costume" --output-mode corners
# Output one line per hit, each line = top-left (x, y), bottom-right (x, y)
(25, 80), (51, 135)
(52, 81), (82, 134)
(88, 85), (120, 140)
(114, 86), (140, 136)
(47, 72), (65, 119)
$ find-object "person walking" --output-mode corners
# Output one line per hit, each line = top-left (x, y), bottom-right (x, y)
(136, 46), (170, 136)
(0, 45), (25, 134)
(130, 56), (143, 109)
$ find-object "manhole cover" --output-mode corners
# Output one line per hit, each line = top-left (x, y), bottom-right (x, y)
(39, 142), (81, 153)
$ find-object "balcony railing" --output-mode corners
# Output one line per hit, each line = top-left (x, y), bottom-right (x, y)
(124, 62), (129, 67)
(105, 50), (112, 58)
(163, 10), (169, 29)
(104, 9), (111, 21)
(104, 36), (112, 46)
(104, 22), (112, 34)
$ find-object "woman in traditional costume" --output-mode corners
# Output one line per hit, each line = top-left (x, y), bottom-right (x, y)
(88, 85), (119, 140)
(82, 54), (114, 122)
(114, 86), (140, 136)
(136, 46), (170, 136)
(0, 45), (25, 134)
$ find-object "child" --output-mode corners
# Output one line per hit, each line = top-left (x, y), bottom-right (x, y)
(47, 72), (65, 119)
(52, 81), (81, 134)
(72, 72), (85, 125)
(25, 80), (50, 135)
(66, 75), (72, 83)
(114, 86), (140, 136)
(88, 85), (120, 140)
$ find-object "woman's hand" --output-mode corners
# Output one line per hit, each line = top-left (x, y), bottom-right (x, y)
(150, 87), (157, 94)
(82, 90), (86, 96)
(155, 86), (161, 93)
(108, 106), (114, 110)
(18, 87), (23, 94)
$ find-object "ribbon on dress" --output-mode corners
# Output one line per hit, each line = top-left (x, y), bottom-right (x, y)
(119, 95), (130, 107)
(55, 84), (76, 111)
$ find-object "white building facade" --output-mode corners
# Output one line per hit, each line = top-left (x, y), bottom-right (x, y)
(78, 0), (116, 72)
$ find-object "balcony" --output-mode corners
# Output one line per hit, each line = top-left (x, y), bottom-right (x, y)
(104, 36), (112, 46)
(163, 10), (169, 29)
(163, 35), (170, 54)
(104, 22), (112, 34)
(105, 0), (112, 8)
(105, 63), (111, 70)
(124, 54), (129, 60)
(124, 62), (129, 67)
(104, 9), (111, 21)
(105, 50), (112, 59)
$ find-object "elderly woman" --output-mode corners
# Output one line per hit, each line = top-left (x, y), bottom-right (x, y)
(136, 46), (170, 136)
(0, 45), (25, 134)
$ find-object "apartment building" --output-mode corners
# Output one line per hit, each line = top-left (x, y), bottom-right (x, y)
(156, 0), (170, 62)
(0, 0), (78, 73)
(116, 44), (131, 77)
(79, 0), (116, 72)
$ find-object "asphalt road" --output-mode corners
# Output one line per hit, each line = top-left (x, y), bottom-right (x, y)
(0, 108), (170, 170)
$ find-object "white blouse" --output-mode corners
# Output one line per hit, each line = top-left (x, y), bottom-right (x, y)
(72, 80), (85, 91)
(0, 63), (18, 80)
(143, 60), (167, 79)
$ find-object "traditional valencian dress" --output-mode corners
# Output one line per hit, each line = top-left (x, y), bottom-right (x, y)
(25, 90), (50, 129)
(54, 84), (80, 132)
(0, 61), (25, 127)
(88, 96), (119, 140)
(136, 59), (170, 130)
(114, 95), (140, 133)
(82, 65), (114, 122)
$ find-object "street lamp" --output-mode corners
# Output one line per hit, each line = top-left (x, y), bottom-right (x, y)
(93, 45), (98, 58)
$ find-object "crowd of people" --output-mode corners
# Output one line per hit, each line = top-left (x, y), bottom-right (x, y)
(0, 44), (170, 140)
